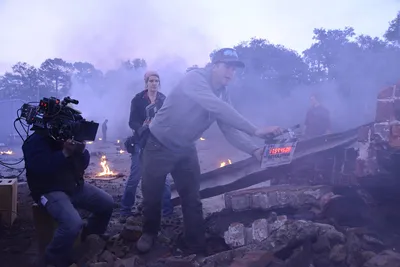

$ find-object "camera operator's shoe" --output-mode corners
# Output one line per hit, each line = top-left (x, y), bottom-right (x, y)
(136, 233), (156, 253)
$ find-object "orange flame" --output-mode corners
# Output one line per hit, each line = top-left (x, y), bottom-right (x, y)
(0, 150), (13, 155)
(219, 159), (232, 168)
(97, 155), (115, 176)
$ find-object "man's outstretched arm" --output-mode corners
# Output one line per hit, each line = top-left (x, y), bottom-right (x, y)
(181, 70), (258, 136)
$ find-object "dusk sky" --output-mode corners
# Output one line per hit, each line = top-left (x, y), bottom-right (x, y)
(0, 0), (398, 73)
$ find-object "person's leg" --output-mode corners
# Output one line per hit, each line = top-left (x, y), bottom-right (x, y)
(161, 178), (173, 217)
(41, 191), (84, 266)
(170, 147), (206, 254)
(120, 147), (141, 220)
(71, 183), (114, 237)
(137, 134), (176, 252)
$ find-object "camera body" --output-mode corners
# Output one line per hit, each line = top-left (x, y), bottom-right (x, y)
(20, 96), (99, 142)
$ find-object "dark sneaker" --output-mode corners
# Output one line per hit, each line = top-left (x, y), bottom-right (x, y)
(136, 233), (156, 253)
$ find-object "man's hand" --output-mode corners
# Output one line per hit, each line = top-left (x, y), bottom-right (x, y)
(252, 147), (264, 162)
(254, 126), (282, 138)
(74, 141), (86, 154)
(63, 140), (86, 157)
(143, 118), (152, 126)
(63, 139), (76, 157)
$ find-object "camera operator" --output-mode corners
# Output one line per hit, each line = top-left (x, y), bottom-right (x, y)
(120, 71), (173, 222)
(22, 129), (114, 267)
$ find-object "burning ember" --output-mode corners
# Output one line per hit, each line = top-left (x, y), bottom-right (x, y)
(0, 150), (13, 155)
(96, 155), (115, 177)
(199, 137), (205, 141)
(219, 159), (232, 168)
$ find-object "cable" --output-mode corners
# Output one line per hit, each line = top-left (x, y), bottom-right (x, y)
(0, 109), (30, 180)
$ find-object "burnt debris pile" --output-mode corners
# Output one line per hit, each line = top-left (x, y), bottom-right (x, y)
(78, 185), (400, 267)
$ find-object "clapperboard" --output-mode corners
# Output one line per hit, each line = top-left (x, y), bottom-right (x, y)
(260, 125), (300, 169)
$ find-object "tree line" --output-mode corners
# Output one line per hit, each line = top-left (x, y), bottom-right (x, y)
(1, 12), (400, 110)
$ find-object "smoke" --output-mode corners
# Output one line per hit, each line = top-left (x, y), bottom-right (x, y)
(1, 0), (399, 153)
(56, 0), (218, 139)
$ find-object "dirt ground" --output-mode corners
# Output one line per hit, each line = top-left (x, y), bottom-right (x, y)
(0, 134), (250, 266)
(4, 135), (400, 266)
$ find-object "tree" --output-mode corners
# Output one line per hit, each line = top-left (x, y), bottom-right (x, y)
(384, 11), (400, 45)
(232, 38), (309, 100)
(0, 62), (44, 101)
(39, 58), (73, 98)
(73, 62), (103, 84)
(121, 59), (147, 70)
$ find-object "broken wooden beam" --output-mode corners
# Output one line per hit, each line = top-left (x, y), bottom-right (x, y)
(171, 124), (369, 206)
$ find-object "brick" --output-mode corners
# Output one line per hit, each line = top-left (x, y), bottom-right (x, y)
(374, 123), (390, 141)
(395, 84), (400, 98)
(251, 193), (269, 209)
(226, 194), (251, 211)
(251, 219), (268, 242)
(376, 100), (394, 122)
(357, 125), (371, 142)
(224, 223), (246, 248)
(377, 86), (395, 99)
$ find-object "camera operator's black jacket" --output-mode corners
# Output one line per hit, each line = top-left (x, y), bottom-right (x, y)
(129, 90), (166, 142)
(22, 132), (90, 202)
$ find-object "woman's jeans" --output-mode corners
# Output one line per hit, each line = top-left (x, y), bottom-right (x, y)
(120, 146), (173, 217)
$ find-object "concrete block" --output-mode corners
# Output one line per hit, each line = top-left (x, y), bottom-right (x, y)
(224, 223), (246, 248)
(251, 219), (269, 242)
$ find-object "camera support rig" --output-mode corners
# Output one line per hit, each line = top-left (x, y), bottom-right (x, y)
(19, 96), (99, 142)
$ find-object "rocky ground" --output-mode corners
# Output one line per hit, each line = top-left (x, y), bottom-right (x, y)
(1, 138), (400, 267)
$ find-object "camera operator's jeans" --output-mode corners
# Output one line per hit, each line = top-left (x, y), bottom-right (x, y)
(40, 183), (114, 266)
(120, 145), (173, 217)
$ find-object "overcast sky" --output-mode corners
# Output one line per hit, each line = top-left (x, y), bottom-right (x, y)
(0, 0), (398, 73)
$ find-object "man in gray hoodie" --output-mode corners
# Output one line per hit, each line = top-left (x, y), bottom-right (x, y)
(136, 48), (280, 255)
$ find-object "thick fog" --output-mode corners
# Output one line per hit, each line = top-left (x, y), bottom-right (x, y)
(0, 0), (399, 150)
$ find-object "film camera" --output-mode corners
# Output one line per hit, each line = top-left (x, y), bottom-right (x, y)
(20, 96), (99, 142)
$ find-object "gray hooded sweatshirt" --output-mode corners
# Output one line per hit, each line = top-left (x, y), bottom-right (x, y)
(149, 67), (259, 154)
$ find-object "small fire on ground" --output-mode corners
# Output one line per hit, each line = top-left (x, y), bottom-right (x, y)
(0, 150), (13, 155)
(219, 159), (232, 168)
(96, 155), (116, 177)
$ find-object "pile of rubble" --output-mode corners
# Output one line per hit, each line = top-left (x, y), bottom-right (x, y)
(80, 185), (400, 267)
